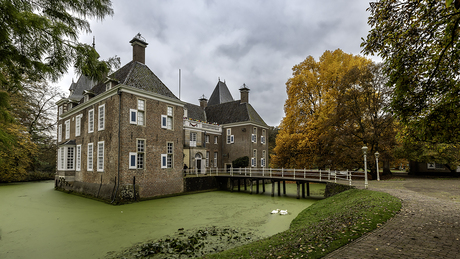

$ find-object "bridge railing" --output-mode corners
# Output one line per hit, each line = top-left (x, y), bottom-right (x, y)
(184, 167), (367, 187)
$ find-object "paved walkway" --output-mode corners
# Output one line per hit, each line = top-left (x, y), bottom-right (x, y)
(324, 176), (460, 258)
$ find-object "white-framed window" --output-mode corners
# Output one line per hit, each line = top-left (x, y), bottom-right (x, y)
(58, 147), (65, 170)
(58, 124), (62, 142)
(98, 104), (105, 131)
(137, 99), (145, 126)
(76, 145), (81, 171)
(261, 150), (266, 167)
(59, 106), (63, 116)
(252, 149), (257, 167)
(160, 106), (173, 130)
(252, 127), (257, 143)
(97, 141), (104, 172)
(166, 106), (173, 130)
(206, 151), (210, 167)
(190, 132), (197, 147)
(214, 136), (218, 144)
(67, 147), (74, 170)
(75, 115), (82, 136)
(58, 146), (76, 170)
(205, 135), (210, 143)
(87, 143), (93, 171)
(137, 139), (145, 169)
(130, 109), (137, 124)
(161, 143), (174, 169)
(214, 152), (218, 167)
(129, 152), (137, 169)
(167, 142), (173, 168)
(88, 109), (94, 133)
(226, 128), (234, 144)
(261, 129), (266, 144)
(65, 120), (70, 139)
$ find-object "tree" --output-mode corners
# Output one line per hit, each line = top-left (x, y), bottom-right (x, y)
(232, 156), (249, 168)
(272, 50), (398, 179)
(272, 49), (371, 169)
(8, 80), (64, 171)
(0, 0), (118, 168)
(362, 0), (460, 143)
(0, 122), (37, 182)
(0, 0), (116, 91)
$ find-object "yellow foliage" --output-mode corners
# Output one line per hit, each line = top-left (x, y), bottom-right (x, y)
(0, 122), (37, 182)
(273, 49), (372, 169)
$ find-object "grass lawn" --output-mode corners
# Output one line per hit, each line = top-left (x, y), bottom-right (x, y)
(203, 189), (401, 259)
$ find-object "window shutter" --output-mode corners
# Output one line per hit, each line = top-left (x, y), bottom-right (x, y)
(129, 152), (137, 169)
(230, 135), (234, 143)
(161, 115), (167, 129)
(130, 109), (137, 124)
(161, 154), (167, 168)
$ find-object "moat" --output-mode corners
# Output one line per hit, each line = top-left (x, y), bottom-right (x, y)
(0, 180), (324, 258)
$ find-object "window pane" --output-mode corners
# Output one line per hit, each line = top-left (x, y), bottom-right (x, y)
(138, 111), (144, 126)
(138, 100), (145, 111)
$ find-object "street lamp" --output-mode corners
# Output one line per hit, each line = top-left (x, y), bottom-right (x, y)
(362, 146), (368, 189)
(375, 151), (380, 181)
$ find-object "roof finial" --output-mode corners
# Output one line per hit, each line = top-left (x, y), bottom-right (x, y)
(218, 77), (220, 82)
(92, 36), (95, 49)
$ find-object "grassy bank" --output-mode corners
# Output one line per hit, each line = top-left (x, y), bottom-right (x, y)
(204, 189), (401, 259)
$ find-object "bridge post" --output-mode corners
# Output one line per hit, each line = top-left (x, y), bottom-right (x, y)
(230, 178), (233, 192)
(250, 179), (253, 194)
(277, 181), (281, 196)
(238, 178), (241, 192)
(328, 169), (330, 181)
(271, 180), (275, 197)
(244, 178), (247, 191)
(348, 170), (352, 186)
(245, 167), (247, 176)
(296, 182), (300, 199)
(262, 180), (265, 193)
(256, 179), (259, 194)
(302, 182), (305, 198)
(319, 169), (322, 181)
(335, 170), (337, 183)
(250, 166), (252, 177)
(294, 168), (296, 180)
(270, 168), (272, 178)
(283, 181), (286, 195)
(304, 168), (306, 179)
(307, 181), (310, 197)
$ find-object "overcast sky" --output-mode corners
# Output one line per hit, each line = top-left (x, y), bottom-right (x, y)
(58, 0), (376, 126)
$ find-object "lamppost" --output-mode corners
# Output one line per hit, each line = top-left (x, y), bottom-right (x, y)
(375, 151), (380, 181)
(362, 146), (368, 189)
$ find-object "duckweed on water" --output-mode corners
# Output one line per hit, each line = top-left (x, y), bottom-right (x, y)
(105, 226), (262, 258)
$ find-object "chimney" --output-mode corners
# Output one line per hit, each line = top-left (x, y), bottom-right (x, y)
(239, 83), (250, 104)
(199, 95), (208, 109)
(129, 33), (148, 64)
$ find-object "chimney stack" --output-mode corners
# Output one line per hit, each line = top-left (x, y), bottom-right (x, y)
(239, 84), (250, 104)
(129, 33), (148, 64)
(199, 95), (208, 109)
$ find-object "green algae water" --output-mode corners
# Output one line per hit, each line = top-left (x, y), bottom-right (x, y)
(0, 181), (323, 259)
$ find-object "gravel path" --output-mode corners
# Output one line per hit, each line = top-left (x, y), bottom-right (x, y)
(324, 176), (460, 259)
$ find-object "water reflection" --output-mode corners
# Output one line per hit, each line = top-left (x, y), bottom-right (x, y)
(0, 181), (324, 259)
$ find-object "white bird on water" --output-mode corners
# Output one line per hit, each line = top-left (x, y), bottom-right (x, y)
(271, 209), (280, 214)
(279, 210), (288, 215)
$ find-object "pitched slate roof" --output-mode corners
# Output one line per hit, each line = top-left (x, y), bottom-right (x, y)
(68, 75), (97, 101)
(205, 100), (268, 127)
(106, 61), (179, 100)
(207, 80), (234, 106)
(184, 103), (206, 121)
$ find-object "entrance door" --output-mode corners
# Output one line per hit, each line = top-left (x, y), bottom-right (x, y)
(195, 153), (202, 174)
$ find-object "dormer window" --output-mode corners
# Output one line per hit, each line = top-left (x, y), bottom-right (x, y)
(106, 81), (112, 91)
(84, 95), (89, 102)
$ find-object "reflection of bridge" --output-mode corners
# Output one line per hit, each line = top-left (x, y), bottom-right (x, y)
(184, 168), (365, 199)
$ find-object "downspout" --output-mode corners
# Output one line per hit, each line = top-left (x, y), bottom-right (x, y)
(111, 89), (122, 203)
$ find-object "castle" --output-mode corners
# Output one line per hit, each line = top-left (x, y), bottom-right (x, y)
(55, 34), (269, 201)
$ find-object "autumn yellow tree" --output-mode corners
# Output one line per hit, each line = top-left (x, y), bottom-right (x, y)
(272, 49), (396, 178)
